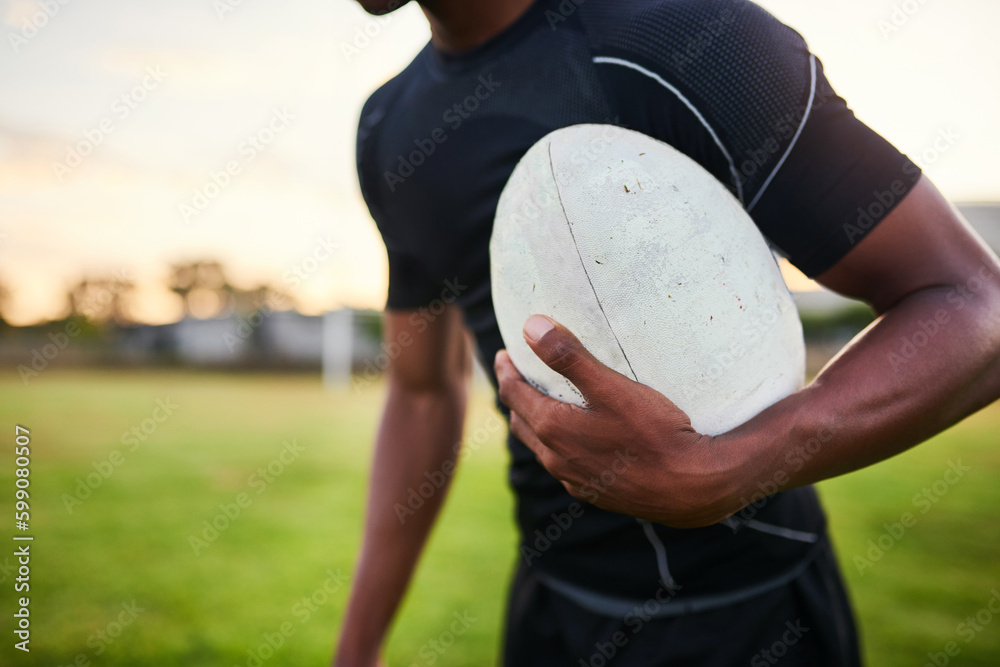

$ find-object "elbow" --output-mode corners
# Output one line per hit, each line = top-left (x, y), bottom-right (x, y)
(387, 368), (469, 404)
(956, 259), (1000, 336)
(951, 259), (1000, 375)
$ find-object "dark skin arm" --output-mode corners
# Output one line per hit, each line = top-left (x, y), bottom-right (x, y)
(335, 306), (470, 666)
(495, 176), (1000, 528)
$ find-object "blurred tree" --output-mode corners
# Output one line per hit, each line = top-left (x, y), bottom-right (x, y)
(168, 260), (235, 318)
(67, 271), (135, 325)
(0, 279), (8, 325)
(232, 283), (294, 315)
(167, 259), (296, 319)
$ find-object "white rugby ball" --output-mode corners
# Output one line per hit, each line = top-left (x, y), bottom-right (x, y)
(490, 124), (805, 436)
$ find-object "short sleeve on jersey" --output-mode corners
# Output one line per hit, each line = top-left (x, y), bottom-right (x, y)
(356, 100), (443, 311)
(748, 59), (921, 276)
(383, 248), (446, 311)
(584, 0), (921, 278)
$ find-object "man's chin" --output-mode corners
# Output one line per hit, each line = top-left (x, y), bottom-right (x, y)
(355, 0), (414, 16)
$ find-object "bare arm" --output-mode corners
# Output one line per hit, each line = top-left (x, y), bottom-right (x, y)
(720, 175), (1000, 493)
(334, 306), (471, 665)
(494, 176), (1000, 527)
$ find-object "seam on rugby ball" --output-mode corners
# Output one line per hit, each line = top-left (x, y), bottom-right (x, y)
(546, 138), (638, 383)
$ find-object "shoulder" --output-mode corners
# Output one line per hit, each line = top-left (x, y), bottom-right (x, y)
(579, 0), (810, 84)
(356, 47), (429, 167)
(579, 0), (817, 204)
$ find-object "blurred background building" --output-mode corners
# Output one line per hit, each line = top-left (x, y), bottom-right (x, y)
(1, 0), (999, 379)
(1, 200), (997, 382)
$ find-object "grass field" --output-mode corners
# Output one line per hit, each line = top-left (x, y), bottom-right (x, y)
(0, 369), (998, 666)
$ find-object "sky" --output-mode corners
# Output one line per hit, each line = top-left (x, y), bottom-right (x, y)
(0, 0), (998, 325)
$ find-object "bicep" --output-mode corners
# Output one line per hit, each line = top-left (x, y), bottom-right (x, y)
(815, 176), (1000, 314)
(384, 306), (471, 393)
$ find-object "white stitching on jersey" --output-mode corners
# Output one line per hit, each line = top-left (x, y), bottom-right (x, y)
(747, 54), (818, 212)
(638, 518), (678, 588)
(746, 519), (819, 543)
(592, 55), (745, 204)
(734, 518), (820, 543)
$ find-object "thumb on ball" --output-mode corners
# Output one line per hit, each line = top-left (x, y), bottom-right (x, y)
(523, 315), (614, 402)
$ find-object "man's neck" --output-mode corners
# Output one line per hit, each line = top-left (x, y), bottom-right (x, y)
(419, 0), (536, 53)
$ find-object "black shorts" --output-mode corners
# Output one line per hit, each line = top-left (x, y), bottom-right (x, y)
(502, 534), (862, 667)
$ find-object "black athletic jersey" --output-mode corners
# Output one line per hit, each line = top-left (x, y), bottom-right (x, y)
(357, 0), (920, 611)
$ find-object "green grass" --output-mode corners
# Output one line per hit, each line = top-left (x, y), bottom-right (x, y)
(0, 369), (997, 666)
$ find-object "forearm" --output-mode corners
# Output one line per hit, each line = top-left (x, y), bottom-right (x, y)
(719, 278), (1000, 501)
(336, 379), (467, 663)
(493, 177), (1000, 530)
